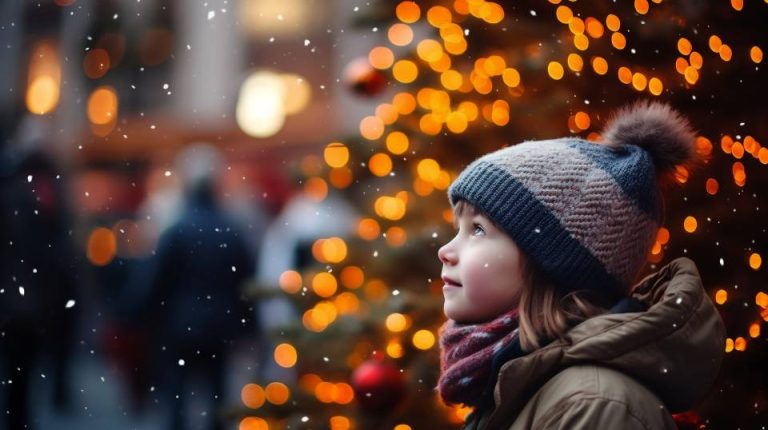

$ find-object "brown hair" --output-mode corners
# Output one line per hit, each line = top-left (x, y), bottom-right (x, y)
(517, 259), (615, 352)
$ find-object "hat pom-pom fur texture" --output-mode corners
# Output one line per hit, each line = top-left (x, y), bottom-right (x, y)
(600, 101), (697, 175)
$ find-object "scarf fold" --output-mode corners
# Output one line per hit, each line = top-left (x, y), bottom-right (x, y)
(438, 308), (522, 406)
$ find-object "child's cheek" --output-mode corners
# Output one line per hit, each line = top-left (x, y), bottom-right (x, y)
(462, 257), (495, 303)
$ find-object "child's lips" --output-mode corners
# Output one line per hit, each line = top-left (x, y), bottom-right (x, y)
(441, 276), (462, 287)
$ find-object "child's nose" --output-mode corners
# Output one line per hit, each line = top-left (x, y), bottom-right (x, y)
(438, 241), (457, 264)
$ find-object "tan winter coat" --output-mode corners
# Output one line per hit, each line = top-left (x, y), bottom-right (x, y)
(469, 257), (726, 430)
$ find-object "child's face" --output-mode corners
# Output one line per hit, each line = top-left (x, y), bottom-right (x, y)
(438, 203), (528, 323)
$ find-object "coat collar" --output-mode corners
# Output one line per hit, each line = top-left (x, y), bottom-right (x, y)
(483, 257), (725, 429)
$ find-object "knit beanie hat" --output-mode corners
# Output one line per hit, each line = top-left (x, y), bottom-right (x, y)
(447, 101), (697, 301)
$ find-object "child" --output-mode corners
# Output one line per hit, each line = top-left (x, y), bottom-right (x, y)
(437, 102), (725, 429)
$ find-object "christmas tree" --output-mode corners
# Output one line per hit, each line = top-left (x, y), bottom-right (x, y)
(239, 1), (768, 429)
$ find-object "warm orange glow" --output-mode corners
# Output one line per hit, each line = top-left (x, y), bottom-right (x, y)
(335, 292), (360, 314)
(441, 69), (463, 90)
(611, 32), (626, 50)
(26, 41), (61, 115)
(274, 343), (298, 368)
(585, 18), (604, 38)
(417, 39), (444, 63)
(239, 417), (268, 430)
(657, 227), (670, 245)
(396, 1), (421, 23)
(568, 17), (585, 34)
(412, 329), (436, 350)
(360, 116), (385, 140)
(719, 44), (733, 61)
(631, 72), (647, 91)
(482, 55), (506, 76)
(279, 270), (303, 294)
(732, 142), (745, 159)
(648, 77), (663, 96)
(574, 111), (591, 130)
(708, 35), (722, 53)
(618, 67), (632, 84)
(556, 5), (573, 24)
(591, 56), (608, 75)
(446, 111), (469, 133)
(732, 161), (746, 186)
(749, 323), (760, 338)
(751, 46), (763, 63)
(634, 0), (649, 14)
(547, 61), (565, 80)
(394, 425), (412, 430)
(725, 337), (734, 353)
(312, 272), (338, 298)
(340, 266), (365, 289)
(358, 218), (381, 241)
(417, 159), (441, 182)
(393, 92), (417, 115)
(675, 57), (689, 75)
(369, 153), (393, 177)
(304, 177), (328, 202)
(241, 384), (266, 409)
(749, 253), (762, 270)
(374, 196), (407, 221)
(715, 289), (728, 305)
(479, 2), (504, 24)
(329, 416), (351, 430)
(265, 382), (290, 405)
(684, 67), (699, 85)
(689, 52), (703, 69)
(573, 33), (589, 51)
(444, 39), (468, 55)
(566, 53), (583, 72)
(721, 135), (734, 154)
(386, 313), (409, 332)
(605, 14), (621, 31)
(324, 142), (349, 168)
(387, 340), (404, 358)
(393, 60), (419, 83)
(677, 37), (693, 55)
(696, 136), (713, 156)
(731, 0), (744, 11)
(683, 216), (698, 233)
(419, 114), (442, 135)
(756, 292), (768, 308)
(458, 101), (479, 121)
(327, 168), (352, 192)
(427, 5), (453, 28)
(322, 237), (348, 263)
(386, 228), (407, 246)
(734, 336), (747, 352)
(369, 46), (394, 70)
(674, 166), (689, 184)
(705, 178), (719, 195)
(386, 131), (410, 155)
(440, 23), (465, 43)
(87, 86), (119, 125)
(87, 227), (117, 266)
(759, 148), (768, 165)
(388, 23), (414, 46)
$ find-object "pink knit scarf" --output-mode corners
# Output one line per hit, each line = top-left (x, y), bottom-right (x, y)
(437, 308), (521, 407)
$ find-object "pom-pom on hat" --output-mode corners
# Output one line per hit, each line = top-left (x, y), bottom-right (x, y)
(448, 101), (696, 301)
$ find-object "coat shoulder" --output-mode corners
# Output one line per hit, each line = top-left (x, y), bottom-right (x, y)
(507, 364), (678, 430)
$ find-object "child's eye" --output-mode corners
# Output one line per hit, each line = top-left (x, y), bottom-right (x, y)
(472, 223), (485, 236)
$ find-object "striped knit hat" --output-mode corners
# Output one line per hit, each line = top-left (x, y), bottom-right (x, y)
(448, 102), (697, 301)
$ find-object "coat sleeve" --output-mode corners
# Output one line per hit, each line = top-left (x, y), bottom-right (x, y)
(538, 397), (652, 430)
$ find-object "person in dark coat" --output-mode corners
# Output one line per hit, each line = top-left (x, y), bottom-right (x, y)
(139, 144), (257, 430)
(0, 127), (79, 430)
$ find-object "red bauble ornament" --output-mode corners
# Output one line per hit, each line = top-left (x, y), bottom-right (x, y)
(343, 58), (387, 97)
(672, 410), (702, 430)
(350, 357), (405, 414)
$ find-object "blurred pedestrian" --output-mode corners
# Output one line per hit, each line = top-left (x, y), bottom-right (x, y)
(138, 143), (257, 430)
